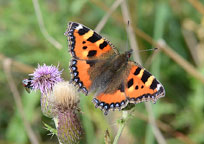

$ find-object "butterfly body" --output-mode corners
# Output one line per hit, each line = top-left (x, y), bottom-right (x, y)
(88, 51), (131, 93)
(65, 22), (165, 115)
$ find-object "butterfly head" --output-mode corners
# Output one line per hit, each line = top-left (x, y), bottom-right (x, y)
(125, 49), (133, 59)
(117, 49), (133, 63)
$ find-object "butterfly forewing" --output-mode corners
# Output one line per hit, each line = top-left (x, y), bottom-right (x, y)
(65, 22), (118, 60)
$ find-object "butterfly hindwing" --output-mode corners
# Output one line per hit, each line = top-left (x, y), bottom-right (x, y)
(92, 61), (165, 115)
(93, 91), (128, 115)
(125, 62), (165, 104)
(65, 22), (118, 60)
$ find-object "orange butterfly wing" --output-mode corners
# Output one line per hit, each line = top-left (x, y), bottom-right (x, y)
(66, 22), (118, 94)
(93, 88), (128, 115)
(69, 59), (92, 95)
(125, 62), (165, 104)
(93, 62), (165, 115)
(65, 22), (118, 60)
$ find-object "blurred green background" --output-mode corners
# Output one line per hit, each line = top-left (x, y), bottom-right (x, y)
(1, 0), (204, 144)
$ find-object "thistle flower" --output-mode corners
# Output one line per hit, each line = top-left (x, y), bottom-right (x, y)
(27, 64), (83, 143)
(51, 82), (83, 144)
(31, 64), (63, 95)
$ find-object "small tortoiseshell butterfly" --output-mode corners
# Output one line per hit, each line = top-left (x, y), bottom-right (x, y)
(65, 22), (165, 115)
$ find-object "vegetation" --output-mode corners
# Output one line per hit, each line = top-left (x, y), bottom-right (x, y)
(1, 0), (204, 143)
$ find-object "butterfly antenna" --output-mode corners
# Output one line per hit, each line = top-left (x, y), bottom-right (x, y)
(125, 20), (157, 53)
(138, 48), (158, 53)
(125, 20), (130, 51)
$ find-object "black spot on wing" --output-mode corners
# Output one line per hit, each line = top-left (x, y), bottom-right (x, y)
(87, 50), (97, 57)
(141, 70), (151, 84)
(127, 78), (134, 88)
(82, 46), (87, 49)
(134, 67), (141, 75)
(78, 26), (89, 35)
(135, 85), (138, 90)
(150, 79), (159, 90)
(87, 32), (102, 43)
(99, 41), (108, 49)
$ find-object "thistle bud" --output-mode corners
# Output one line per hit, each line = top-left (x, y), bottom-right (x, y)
(41, 93), (54, 117)
(51, 82), (83, 144)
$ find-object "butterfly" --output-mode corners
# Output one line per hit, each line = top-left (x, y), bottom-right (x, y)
(65, 22), (165, 115)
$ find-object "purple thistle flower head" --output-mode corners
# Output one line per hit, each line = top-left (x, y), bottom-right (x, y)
(31, 64), (63, 95)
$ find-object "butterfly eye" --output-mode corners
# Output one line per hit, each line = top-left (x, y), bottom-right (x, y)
(127, 53), (131, 58)
(126, 49), (133, 58)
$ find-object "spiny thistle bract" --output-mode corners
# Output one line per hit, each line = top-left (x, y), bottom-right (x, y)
(51, 82), (83, 144)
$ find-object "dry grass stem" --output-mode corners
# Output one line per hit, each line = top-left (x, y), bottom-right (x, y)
(0, 53), (34, 73)
(121, 1), (141, 63)
(145, 102), (167, 144)
(90, 0), (123, 24)
(95, 0), (124, 33)
(158, 40), (204, 84)
(181, 29), (199, 66)
(3, 59), (39, 144)
(187, 0), (204, 16)
(121, 1), (166, 144)
(32, 0), (62, 49)
(133, 110), (196, 144)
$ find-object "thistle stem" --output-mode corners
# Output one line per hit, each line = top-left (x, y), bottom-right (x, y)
(53, 118), (62, 144)
(113, 111), (128, 144)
